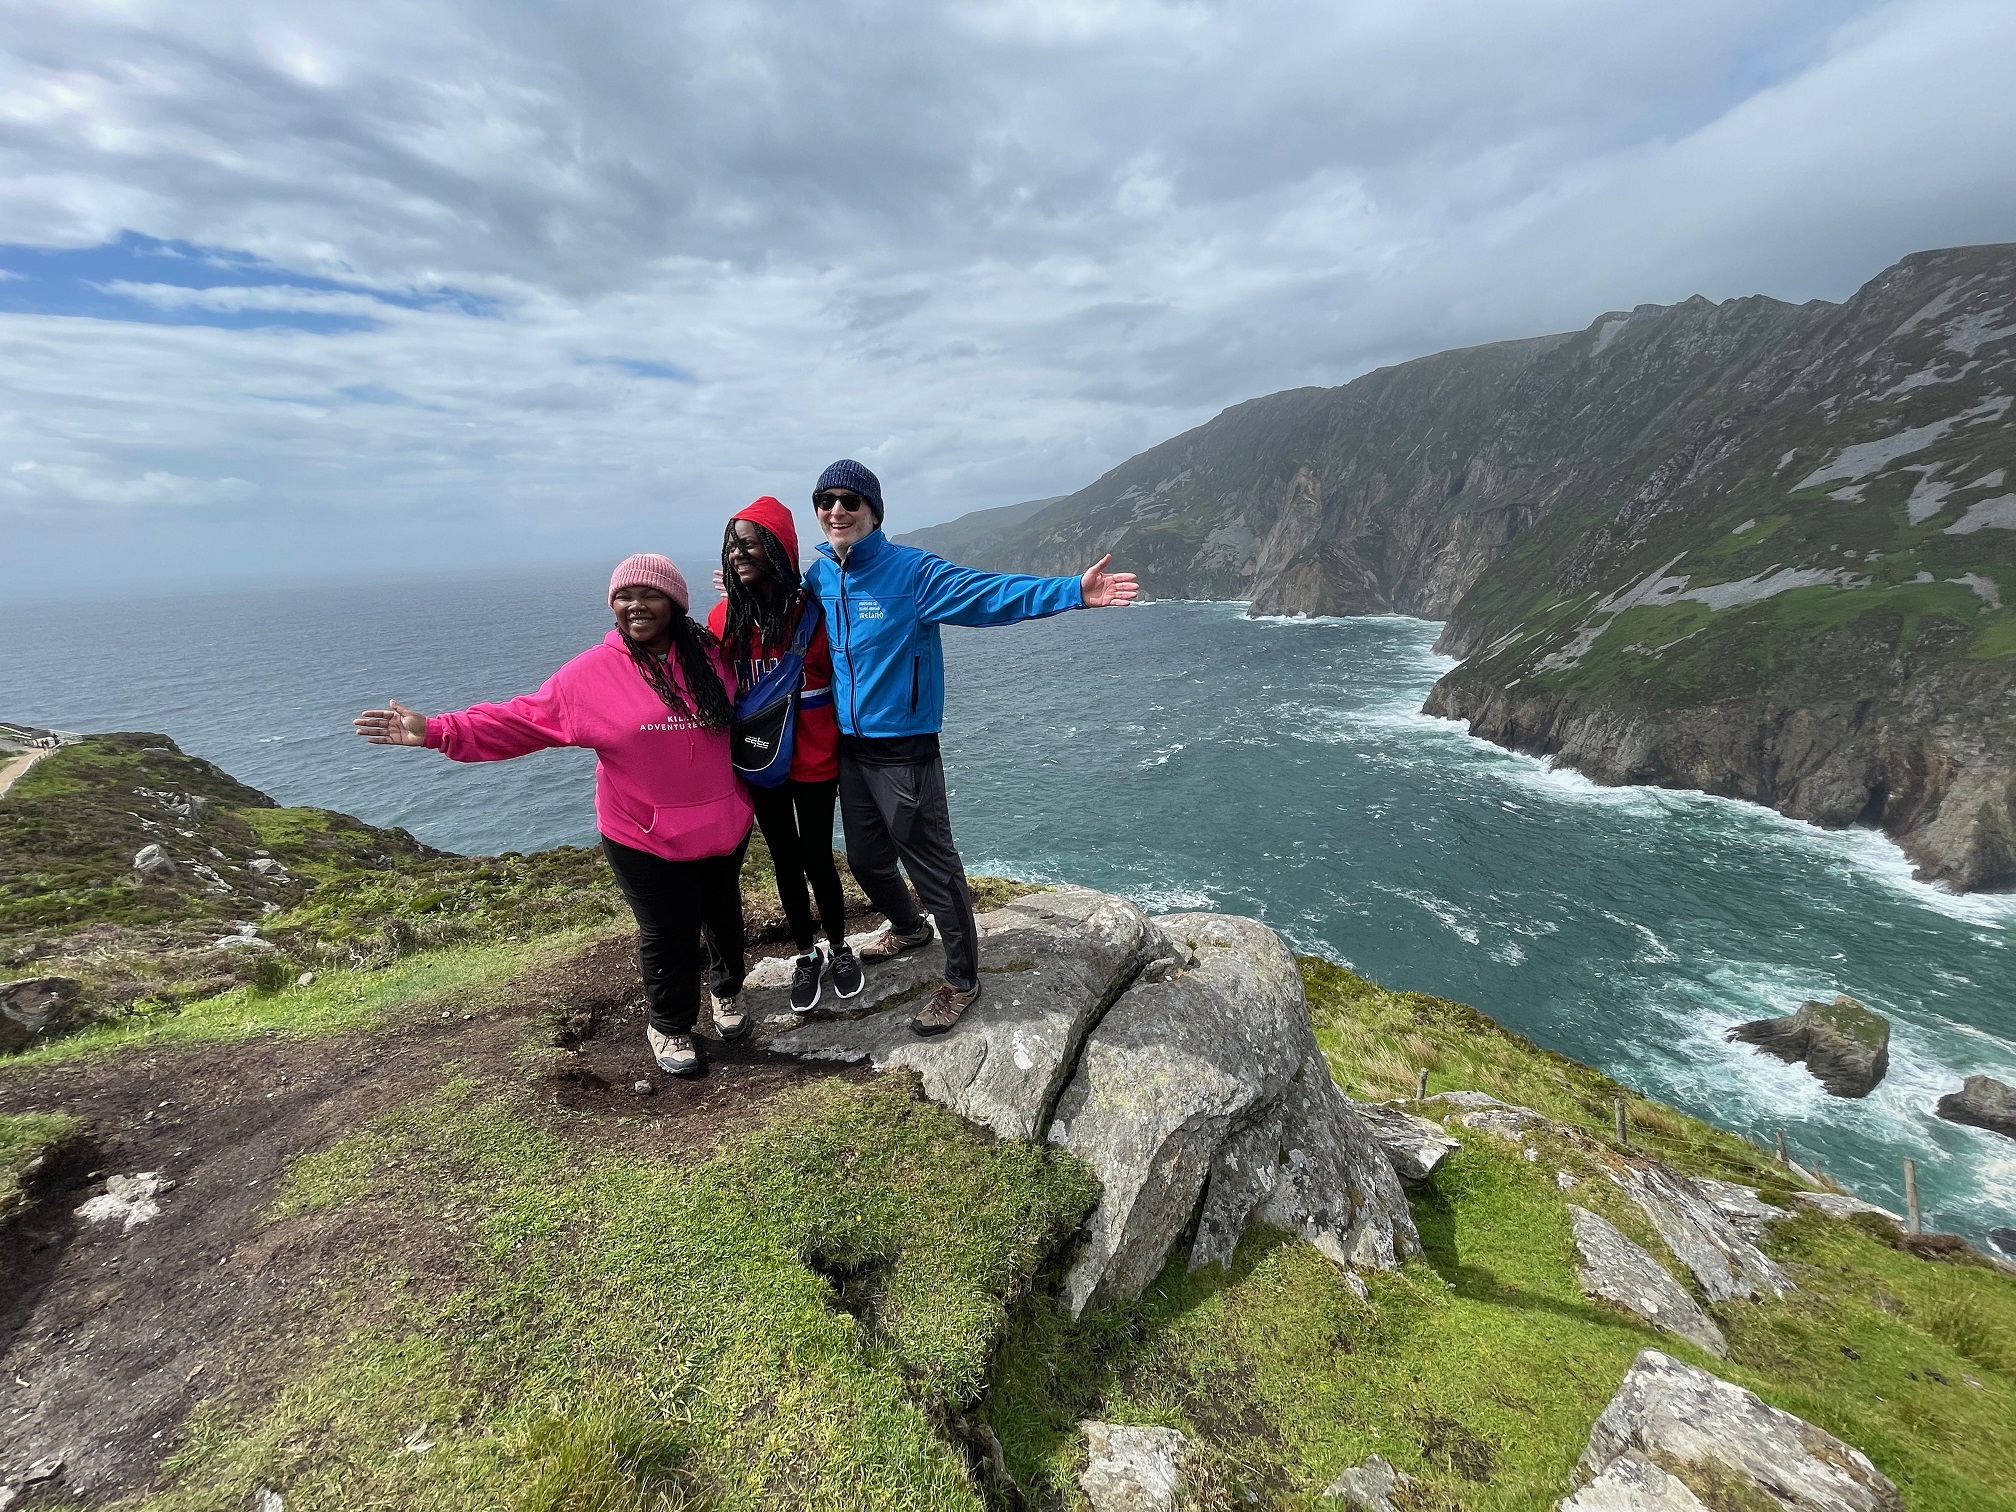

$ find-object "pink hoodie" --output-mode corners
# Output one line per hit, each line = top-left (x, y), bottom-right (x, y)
(423, 630), (752, 862)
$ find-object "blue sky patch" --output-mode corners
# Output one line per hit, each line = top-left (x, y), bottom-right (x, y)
(0, 231), (497, 332)
(607, 357), (698, 382)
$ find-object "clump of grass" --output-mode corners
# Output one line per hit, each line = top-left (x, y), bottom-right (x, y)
(2, 930), (599, 1070)
(157, 1076), (1098, 1511)
(0, 1110), (83, 1223)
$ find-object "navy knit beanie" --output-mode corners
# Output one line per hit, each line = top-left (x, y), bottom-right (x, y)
(815, 459), (885, 523)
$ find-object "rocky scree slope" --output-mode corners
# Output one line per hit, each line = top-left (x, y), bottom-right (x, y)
(903, 244), (2016, 890)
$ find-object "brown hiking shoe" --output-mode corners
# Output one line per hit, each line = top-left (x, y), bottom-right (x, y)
(859, 920), (934, 963)
(910, 981), (980, 1037)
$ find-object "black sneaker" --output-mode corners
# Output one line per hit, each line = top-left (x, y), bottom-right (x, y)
(789, 948), (824, 1014)
(829, 942), (865, 1000)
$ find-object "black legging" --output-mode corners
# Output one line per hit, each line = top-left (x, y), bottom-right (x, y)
(751, 778), (850, 954)
(602, 831), (749, 1035)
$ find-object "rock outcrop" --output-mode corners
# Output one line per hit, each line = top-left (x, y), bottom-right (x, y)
(766, 892), (1419, 1317)
(1424, 1093), (1792, 1302)
(770, 886), (1159, 1141)
(1078, 1423), (1188, 1512)
(1936, 1074), (2016, 1140)
(1726, 996), (1891, 1098)
(0, 978), (80, 1055)
(1349, 1099), (1461, 1181)
(1568, 1206), (1727, 1358)
(1562, 1350), (1903, 1511)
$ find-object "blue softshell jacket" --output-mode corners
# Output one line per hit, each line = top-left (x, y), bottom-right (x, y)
(805, 528), (1084, 738)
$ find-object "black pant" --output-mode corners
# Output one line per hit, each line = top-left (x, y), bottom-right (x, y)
(837, 751), (979, 991)
(601, 831), (749, 1035)
(751, 778), (850, 954)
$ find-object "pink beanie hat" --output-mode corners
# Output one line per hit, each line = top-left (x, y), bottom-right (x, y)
(608, 553), (689, 611)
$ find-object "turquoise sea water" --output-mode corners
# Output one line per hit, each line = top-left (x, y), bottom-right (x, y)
(7, 571), (2013, 1244)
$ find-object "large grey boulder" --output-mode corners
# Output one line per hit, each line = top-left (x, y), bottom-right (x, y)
(1051, 913), (1417, 1317)
(1936, 1074), (2016, 1141)
(1349, 1099), (1461, 1181)
(1078, 1422), (1187, 1512)
(771, 887), (1159, 1140)
(1727, 996), (1890, 1098)
(1568, 1206), (1726, 1357)
(1567, 1350), (1902, 1511)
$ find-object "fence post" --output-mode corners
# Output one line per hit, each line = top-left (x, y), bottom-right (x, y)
(1776, 1130), (1789, 1165)
(1903, 1157), (1922, 1235)
(1615, 1099), (1628, 1148)
(1415, 1067), (1429, 1099)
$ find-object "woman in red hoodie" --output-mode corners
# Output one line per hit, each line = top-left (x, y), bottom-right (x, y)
(353, 554), (752, 1078)
(706, 496), (862, 1013)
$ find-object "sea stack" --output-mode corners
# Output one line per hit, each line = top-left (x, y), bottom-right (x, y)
(1726, 995), (1890, 1098)
(1936, 1075), (2016, 1141)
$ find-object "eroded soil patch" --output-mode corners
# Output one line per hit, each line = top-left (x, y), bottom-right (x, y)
(0, 930), (862, 1505)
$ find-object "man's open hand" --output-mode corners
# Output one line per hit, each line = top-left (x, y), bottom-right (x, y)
(1080, 554), (1139, 608)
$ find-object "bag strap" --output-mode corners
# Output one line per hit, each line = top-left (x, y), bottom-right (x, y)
(787, 595), (822, 658)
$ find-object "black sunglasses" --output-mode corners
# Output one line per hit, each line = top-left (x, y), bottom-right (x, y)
(813, 490), (870, 513)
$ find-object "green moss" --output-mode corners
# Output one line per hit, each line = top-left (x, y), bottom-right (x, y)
(0, 1110), (83, 1222)
(1970, 616), (2016, 658)
(156, 1077), (1098, 1511)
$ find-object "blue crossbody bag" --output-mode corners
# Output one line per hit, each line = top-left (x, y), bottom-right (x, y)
(729, 598), (825, 788)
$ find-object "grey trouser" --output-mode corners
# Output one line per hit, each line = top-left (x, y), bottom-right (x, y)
(837, 751), (980, 991)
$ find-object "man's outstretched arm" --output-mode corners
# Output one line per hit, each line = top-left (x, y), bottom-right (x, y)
(917, 552), (1137, 627)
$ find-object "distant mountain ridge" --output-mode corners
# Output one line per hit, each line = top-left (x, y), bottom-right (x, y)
(899, 245), (2016, 891)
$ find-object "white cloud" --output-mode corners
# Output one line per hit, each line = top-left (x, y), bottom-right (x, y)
(0, 0), (2013, 594)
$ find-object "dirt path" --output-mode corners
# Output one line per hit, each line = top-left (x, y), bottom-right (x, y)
(0, 746), (49, 799)
(0, 932), (862, 1505)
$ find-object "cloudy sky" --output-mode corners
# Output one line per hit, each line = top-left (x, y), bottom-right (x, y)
(4, 0), (2014, 599)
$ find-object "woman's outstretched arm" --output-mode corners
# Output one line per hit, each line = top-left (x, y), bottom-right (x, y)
(354, 674), (574, 762)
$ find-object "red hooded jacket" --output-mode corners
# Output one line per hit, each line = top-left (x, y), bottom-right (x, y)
(706, 495), (840, 784)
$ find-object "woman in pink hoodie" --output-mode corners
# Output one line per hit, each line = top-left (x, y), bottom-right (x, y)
(353, 554), (753, 1077)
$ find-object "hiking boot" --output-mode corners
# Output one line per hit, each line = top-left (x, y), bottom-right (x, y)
(828, 942), (865, 1000)
(647, 1026), (702, 1076)
(789, 947), (825, 1015)
(712, 992), (751, 1041)
(859, 920), (934, 963)
(910, 981), (981, 1038)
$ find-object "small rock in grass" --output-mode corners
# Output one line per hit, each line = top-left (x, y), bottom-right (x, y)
(632, 1080), (656, 1097)
(296, 972), (315, 988)
(1079, 1422), (1187, 1512)
(1323, 1452), (1412, 1509)
(76, 1172), (173, 1231)
(254, 1490), (285, 1512)
(1557, 1170), (1578, 1190)
(1345, 1271), (1370, 1302)
(133, 843), (177, 879)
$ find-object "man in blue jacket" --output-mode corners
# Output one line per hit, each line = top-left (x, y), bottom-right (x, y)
(806, 458), (1137, 1036)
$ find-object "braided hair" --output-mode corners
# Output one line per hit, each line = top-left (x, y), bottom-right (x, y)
(622, 612), (734, 728)
(719, 520), (804, 659)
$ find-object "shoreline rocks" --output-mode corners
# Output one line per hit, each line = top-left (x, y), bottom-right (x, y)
(1726, 996), (1890, 1099)
(1936, 1075), (2016, 1140)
